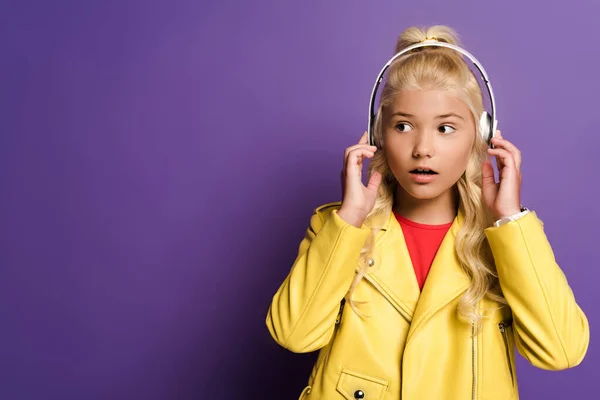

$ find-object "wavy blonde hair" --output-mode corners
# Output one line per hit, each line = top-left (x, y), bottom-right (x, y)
(346, 25), (505, 332)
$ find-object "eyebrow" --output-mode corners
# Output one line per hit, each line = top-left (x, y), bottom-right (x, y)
(436, 113), (464, 120)
(391, 112), (414, 118)
(391, 111), (464, 120)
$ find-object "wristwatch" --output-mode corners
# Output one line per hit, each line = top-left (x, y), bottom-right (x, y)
(493, 205), (530, 227)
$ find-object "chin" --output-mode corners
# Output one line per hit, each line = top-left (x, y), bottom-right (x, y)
(398, 181), (448, 200)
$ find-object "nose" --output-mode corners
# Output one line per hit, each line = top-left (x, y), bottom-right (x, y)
(412, 130), (435, 159)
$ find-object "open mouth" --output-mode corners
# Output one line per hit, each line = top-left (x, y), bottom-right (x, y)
(410, 168), (438, 175)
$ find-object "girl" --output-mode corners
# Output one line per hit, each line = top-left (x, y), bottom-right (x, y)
(266, 25), (589, 399)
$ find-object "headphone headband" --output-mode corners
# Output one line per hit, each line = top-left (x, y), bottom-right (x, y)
(367, 41), (497, 146)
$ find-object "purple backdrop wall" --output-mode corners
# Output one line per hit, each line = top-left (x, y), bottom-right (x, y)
(1, 0), (597, 398)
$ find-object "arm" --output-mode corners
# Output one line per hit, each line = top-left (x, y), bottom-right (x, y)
(266, 207), (370, 353)
(485, 211), (589, 370)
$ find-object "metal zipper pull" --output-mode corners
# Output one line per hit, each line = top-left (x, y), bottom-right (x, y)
(499, 319), (513, 333)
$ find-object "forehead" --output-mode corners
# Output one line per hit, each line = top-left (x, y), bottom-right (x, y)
(389, 89), (471, 117)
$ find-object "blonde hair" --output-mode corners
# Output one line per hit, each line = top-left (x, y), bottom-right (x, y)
(346, 25), (505, 332)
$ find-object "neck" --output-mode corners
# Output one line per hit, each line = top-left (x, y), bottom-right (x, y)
(393, 184), (459, 225)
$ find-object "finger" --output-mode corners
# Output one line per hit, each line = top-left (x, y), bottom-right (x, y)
(481, 157), (498, 203)
(366, 171), (382, 193)
(342, 144), (377, 171)
(481, 157), (495, 183)
(491, 130), (505, 169)
(491, 137), (522, 172)
(345, 144), (378, 162)
(487, 148), (517, 177)
(346, 148), (375, 175)
(358, 131), (368, 144)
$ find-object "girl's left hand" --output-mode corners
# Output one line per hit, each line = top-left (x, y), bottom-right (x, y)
(481, 131), (523, 221)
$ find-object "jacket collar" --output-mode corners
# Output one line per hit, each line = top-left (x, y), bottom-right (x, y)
(362, 208), (471, 337)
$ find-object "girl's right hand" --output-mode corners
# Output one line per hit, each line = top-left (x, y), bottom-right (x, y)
(338, 131), (382, 228)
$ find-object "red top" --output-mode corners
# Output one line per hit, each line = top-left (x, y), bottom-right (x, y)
(393, 212), (453, 291)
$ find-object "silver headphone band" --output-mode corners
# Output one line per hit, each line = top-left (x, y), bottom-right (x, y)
(367, 41), (497, 146)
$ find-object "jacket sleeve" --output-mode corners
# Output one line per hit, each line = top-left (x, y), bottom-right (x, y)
(485, 211), (589, 370)
(266, 206), (371, 353)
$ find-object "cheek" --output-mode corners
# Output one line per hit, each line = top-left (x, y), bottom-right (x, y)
(384, 149), (408, 175)
(445, 144), (473, 176)
(459, 145), (473, 165)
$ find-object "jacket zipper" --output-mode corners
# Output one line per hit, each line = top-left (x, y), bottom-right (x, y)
(498, 320), (515, 387)
(471, 323), (477, 400)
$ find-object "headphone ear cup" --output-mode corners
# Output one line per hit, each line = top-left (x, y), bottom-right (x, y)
(368, 126), (376, 147)
(370, 111), (384, 148)
(479, 112), (493, 144)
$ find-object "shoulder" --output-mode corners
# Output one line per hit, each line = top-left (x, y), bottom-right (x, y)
(313, 201), (342, 221)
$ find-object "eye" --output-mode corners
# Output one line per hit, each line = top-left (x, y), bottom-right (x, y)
(395, 123), (413, 132)
(438, 125), (456, 134)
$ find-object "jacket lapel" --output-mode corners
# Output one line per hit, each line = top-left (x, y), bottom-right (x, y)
(355, 209), (471, 331)
(361, 211), (421, 322)
(405, 209), (471, 342)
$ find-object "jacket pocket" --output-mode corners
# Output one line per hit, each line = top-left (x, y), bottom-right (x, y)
(498, 319), (515, 387)
(336, 369), (389, 400)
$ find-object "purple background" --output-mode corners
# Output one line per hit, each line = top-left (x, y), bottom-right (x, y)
(1, 0), (597, 399)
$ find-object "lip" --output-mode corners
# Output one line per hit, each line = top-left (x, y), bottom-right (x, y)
(409, 171), (438, 183)
(410, 166), (437, 173)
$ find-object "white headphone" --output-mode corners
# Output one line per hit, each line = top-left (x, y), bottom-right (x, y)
(367, 40), (497, 148)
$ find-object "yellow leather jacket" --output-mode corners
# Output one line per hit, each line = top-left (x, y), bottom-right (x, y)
(266, 202), (589, 399)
